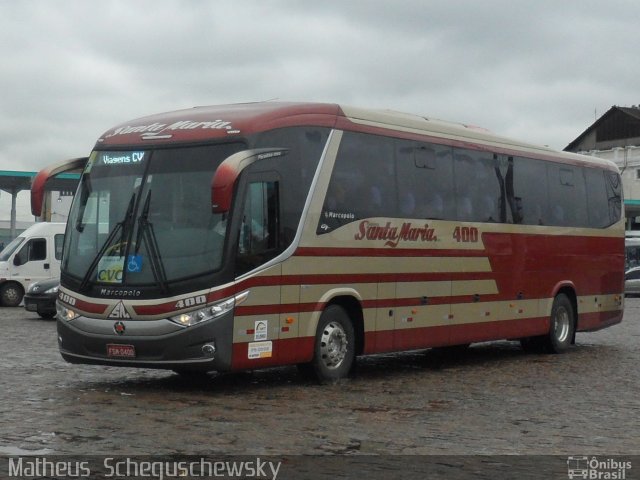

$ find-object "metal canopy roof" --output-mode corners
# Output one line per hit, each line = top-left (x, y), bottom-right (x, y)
(0, 169), (80, 237)
(0, 169), (79, 194)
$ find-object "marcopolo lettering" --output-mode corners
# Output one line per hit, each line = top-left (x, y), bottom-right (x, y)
(100, 288), (142, 297)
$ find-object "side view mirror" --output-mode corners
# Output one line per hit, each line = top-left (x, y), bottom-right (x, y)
(31, 156), (88, 217)
(211, 148), (287, 214)
(13, 255), (22, 267)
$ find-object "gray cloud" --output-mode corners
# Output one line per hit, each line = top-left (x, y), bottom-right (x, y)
(1, 0), (638, 219)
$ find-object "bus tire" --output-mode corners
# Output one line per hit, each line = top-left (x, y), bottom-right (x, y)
(545, 293), (575, 353)
(309, 305), (355, 383)
(521, 293), (575, 354)
(0, 282), (24, 307)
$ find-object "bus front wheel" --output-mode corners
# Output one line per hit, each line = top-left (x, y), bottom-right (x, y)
(307, 305), (355, 383)
(521, 293), (575, 354)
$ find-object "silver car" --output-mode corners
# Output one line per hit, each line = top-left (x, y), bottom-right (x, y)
(625, 267), (640, 296)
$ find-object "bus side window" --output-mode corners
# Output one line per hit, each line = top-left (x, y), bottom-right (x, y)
(395, 140), (454, 221)
(453, 148), (500, 223)
(547, 164), (588, 227)
(236, 180), (279, 276)
(512, 157), (549, 226)
(318, 131), (396, 233)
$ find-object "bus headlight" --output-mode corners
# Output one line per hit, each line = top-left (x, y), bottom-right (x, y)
(56, 301), (80, 321)
(169, 291), (249, 327)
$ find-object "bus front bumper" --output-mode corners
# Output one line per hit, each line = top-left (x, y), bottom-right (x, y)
(56, 312), (234, 372)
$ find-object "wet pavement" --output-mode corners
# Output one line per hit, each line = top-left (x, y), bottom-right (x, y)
(1, 299), (639, 458)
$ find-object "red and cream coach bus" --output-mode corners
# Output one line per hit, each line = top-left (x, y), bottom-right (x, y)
(32, 102), (624, 381)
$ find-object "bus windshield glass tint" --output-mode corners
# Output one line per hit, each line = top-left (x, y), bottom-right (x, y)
(62, 144), (244, 287)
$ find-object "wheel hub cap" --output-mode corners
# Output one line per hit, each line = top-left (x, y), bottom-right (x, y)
(319, 321), (348, 369)
(554, 306), (570, 343)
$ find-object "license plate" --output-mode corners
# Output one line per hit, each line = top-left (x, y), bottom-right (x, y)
(107, 344), (136, 358)
(25, 303), (37, 312)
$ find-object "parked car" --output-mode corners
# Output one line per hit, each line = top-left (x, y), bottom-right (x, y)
(23, 278), (59, 319)
(625, 267), (640, 296)
(625, 237), (640, 270)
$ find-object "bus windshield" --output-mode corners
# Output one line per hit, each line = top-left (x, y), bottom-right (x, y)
(63, 143), (244, 290)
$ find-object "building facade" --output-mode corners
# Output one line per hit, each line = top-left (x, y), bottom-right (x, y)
(565, 106), (640, 230)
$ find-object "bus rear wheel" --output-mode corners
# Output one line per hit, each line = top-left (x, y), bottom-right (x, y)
(521, 293), (575, 354)
(307, 305), (355, 383)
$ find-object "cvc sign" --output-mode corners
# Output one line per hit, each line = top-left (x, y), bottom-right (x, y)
(97, 256), (124, 284)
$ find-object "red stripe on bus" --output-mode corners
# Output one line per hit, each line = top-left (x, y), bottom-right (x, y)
(239, 271), (496, 288)
(230, 316), (549, 369)
(361, 295), (504, 309)
(132, 232), (623, 316)
(235, 302), (321, 316)
(236, 294), (518, 317)
(132, 271), (497, 316)
(294, 247), (487, 257)
(281, 271), (495, 285)
(75, 300), (108, 315)
(227, 309), (624, 371)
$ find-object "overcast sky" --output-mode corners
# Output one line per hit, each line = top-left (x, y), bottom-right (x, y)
(1, 0), (638, 221)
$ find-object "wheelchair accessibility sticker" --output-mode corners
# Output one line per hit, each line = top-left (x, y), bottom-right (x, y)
(127, 255), (143, 273)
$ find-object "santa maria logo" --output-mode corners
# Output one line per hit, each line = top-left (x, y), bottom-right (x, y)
(108, 301), (131, 320)
(104, 119), (236, 140)
(354, 221), (437, 248)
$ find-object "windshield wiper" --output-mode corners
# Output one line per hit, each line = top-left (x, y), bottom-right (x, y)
(134, 190), (169, 295)
(78, 193), (136, 292)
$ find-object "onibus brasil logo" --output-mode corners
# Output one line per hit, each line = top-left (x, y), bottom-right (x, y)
(567, 456), (631, 479)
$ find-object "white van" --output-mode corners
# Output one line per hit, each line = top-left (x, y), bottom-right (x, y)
(0, 222), (66, 306)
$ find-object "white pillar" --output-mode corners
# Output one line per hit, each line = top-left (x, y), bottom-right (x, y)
(10, 187), (17, 239)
